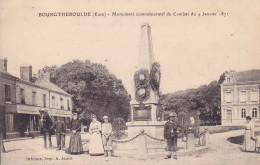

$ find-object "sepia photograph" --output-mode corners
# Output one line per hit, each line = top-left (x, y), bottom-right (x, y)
(0, 0), (260, 164)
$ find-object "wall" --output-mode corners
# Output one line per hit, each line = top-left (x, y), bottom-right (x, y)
(221, 83), (260, 125)
(16, 81), (49, 108)
(0, 73), (17, 113)
(49, 91), (72, 111)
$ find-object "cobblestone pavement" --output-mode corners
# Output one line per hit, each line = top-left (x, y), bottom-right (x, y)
(1, 129), (260, 165)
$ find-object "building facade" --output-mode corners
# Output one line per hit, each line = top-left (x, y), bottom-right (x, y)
(0, 58), (73, 138)
(0, 59), (18, 137)
(15, 66), (73, 135)
(221, 70), (260, 125)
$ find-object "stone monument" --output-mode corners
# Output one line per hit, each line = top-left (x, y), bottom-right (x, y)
(126, 23), (165, 138)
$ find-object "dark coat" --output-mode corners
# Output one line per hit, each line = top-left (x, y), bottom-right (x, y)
(70, 120), (81, 133)
(164, 118), (180, 139)
(53, 121), (66, 134)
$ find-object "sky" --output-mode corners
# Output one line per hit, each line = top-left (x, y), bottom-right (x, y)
(1, 0), (260, 97)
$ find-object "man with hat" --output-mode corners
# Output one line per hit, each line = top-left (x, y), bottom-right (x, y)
(164, 112), (180, 159)
(101, 116), (113, 157)
(52, 117), (66, 150)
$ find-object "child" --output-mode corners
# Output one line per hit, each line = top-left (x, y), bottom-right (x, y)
(101, 116), (114, 157)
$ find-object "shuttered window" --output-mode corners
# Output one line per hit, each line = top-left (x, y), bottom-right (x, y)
(4, 84), (11, 102)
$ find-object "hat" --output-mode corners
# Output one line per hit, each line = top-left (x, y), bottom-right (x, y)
(103, 116), (108, 119)
(168, 112), (177, 118)
(91, 114), (97, 118)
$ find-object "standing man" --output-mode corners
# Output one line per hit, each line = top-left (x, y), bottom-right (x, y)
(164, 112), (179, 159)
(52, 117), (66, 150)
(101, 116), (113, 157)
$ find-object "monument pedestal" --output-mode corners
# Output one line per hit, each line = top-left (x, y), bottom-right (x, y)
(126, 121), (166, 138)
(127, 101), (164, 138)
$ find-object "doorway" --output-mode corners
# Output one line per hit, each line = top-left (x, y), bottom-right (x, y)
(226, 110), (232, 123)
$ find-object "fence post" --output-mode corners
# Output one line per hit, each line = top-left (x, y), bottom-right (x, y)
(186, 127), (195, 150)
(203, 129), (210, 147)
(138, 130), (148, 159)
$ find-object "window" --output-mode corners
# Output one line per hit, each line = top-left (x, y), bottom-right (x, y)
(43, 94), (46, 107)
(20, 88), (25, 104)
(251, 91), (259, 102)
(225, 91), (232, 103)
(60, 97), (64, 109)
(252, 108), (258, 118)
(4, 84), (11, 102)
(67, 100), (70, 110)
(239, 91), (247, 103)
(51, 96), (55, 108)
(32, 92), (36, 105)
(241, 108), (246, 118)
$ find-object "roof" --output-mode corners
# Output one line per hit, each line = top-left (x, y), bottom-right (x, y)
(35, 77), (71, 96)
(0, 69), (18, 79)
(233, 69), (260, 84)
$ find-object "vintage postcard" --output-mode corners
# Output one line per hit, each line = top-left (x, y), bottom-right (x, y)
(0, 0), (260, 165)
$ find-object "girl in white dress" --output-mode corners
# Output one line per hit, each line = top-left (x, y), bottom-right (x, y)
(88, 114), (104, 156)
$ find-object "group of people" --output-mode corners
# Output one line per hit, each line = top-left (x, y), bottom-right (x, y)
(51, 113), (114, 157)
(48, 112), (260, 159)
(163, 113), (260, 160)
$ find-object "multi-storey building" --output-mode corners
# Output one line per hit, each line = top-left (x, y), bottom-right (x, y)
(221, 70), (260, 125)
(0, 58), (73, 138)
(16, 66), (73, 135)
(0, 58), (18, 138)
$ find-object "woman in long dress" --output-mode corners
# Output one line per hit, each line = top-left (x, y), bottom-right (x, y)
(242, 116), (256, 152)
(89, 114), (104, 156)
(68, 113), (83, 154)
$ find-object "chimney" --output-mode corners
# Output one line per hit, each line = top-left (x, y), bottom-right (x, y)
(0, 58), (8, 71)
(39, 70), (50, 81)
(20, 65), (32, 82)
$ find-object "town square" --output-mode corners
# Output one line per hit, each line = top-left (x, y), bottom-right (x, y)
(1, 0), (260, 165)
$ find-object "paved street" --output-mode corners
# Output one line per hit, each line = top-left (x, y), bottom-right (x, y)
(1, 129), (260, 165)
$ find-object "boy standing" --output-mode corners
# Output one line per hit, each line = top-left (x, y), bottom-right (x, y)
(53, 117), (66, 150)
(101, 116), (113, 157)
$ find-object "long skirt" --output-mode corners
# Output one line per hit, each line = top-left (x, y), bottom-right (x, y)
(89, 132), (104, 156)
(242, 130), (256, 152)
(68, 131), (82, 154)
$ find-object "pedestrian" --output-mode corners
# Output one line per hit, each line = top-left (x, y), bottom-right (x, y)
(242, 116), (256, 152)
(67, 113), (82, 154)
(164, 112), (180, 159)
(89, 114), (104, 156)
(101, 116), (114, 157)
(52, 117), (66, 150)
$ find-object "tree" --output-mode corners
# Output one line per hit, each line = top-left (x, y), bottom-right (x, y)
(41, 60), (131, 123)
(160, 73), (224, 125)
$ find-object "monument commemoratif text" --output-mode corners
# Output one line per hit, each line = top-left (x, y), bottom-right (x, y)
(126, 23), (165, 138)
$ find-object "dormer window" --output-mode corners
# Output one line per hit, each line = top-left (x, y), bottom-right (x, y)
(227, 77), (230, 83)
